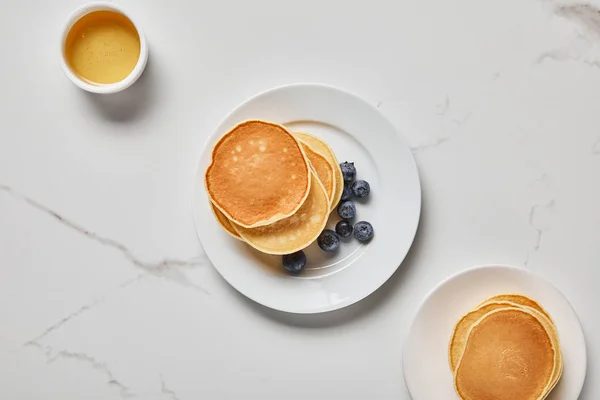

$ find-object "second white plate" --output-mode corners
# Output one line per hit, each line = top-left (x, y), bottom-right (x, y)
(192, 83), (421, 314)
(403, 265), (587, 399)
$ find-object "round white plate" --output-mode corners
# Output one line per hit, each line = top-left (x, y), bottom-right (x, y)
(403, 265), (587, 399)
(192, 83), (421, 314)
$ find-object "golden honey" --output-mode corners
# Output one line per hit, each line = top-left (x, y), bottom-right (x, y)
(65, 11), (140, 84)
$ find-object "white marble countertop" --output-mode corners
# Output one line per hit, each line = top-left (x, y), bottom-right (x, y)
(1, 0), (599, 398)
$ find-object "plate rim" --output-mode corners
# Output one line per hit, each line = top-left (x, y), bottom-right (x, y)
(192, 82), (422, 314)
(402, 263), (588, 399)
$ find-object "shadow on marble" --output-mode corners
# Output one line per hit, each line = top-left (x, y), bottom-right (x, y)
(228, 195), (427, 329)
(83, 57), (157, 123)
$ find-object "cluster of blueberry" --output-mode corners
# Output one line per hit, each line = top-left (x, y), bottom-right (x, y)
(283, 161), (374, 274)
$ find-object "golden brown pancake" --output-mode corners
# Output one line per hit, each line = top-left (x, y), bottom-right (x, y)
(450, 296), (552, 371)
(449, 302), (506, 372)
(231, 171), (329, 255)
(454, 307), (557, 400)
(293, 132), (343, 211)
(450, 295), (563, 399)
(210, 203), (242, 240)
(479, 294), (553, 322)
(205, 120), (311, 228)
(297, 140), (334, 208)
(449, 302), (563, 395)
(210, 164), (325, 243)
(482, 293), (563, 393)
(509, 305), (563, 398)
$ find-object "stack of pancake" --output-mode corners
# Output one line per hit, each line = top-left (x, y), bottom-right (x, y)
(449, 294), (563, 400)
(204, 120), (343, 255)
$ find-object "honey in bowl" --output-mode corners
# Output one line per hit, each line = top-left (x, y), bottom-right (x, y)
(64, 10), (141, 85)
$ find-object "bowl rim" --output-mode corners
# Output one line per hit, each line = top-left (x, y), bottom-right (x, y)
(59, 1), (149, 94)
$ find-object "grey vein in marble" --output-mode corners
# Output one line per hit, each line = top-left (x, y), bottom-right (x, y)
(27, 342), (134, 398)
(51, 351), (134, 398)
(530, 173), (548, 187)
(538, 3), (600, 68)
(160, 375), (182, 400)
(435, 96), (450, 116)
(22, 274), (143, 347)
(1, 183), (211, 353)
(537, 47), (600, 69)
(524, 200), (555, 266)
(593, 136), (600, 154)
(0, 184), (209, 295)
(556, 4), (600, 38)
(411, 136), (451, 154)
(411, 96), (473, 154)
(451, 111), (472, 126)
(26, 301), (101, 344)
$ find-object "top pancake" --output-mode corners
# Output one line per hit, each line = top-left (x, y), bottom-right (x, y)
(454, 307), (557, 400)
(477, 296), (563, 394)
(449, 295), (553, 371)
(449, 302), (562, 396)
(231, 170), (330, 255)
(205, 120), (311, 228)
(293, 132), (343, 212)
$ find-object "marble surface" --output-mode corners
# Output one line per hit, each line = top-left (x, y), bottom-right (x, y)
(0, 0), (599, 398)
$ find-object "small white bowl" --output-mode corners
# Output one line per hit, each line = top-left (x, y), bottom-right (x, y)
(59, 2), (149, 94)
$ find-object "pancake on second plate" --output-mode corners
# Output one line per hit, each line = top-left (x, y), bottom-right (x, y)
(205, 120), (311, 228)
(454, 307), (558, 400)
(296, 139), (334, 209)
(476, 294), (563, 395)
(231, 171), (329, 255)
(449, 302), (563, 395)
(479, 294), (552, 321)
(293, 132), (343, 212)
(449, 297), (555, 371)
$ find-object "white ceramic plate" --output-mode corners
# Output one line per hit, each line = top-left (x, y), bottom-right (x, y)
(192, 83), (421, 313)
(403, 265), (587, 399)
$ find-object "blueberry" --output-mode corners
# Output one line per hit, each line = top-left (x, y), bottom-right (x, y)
(337, 200), (356, 220)
(282, 251), (306, 274)
(317, 229), (340, 252)
(353, 221), (374, 242)
(340, 161), (356, 183)
(335, 220), (353, 238)
(351, 180), (370, 198)
(341, 183), (353, 202)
